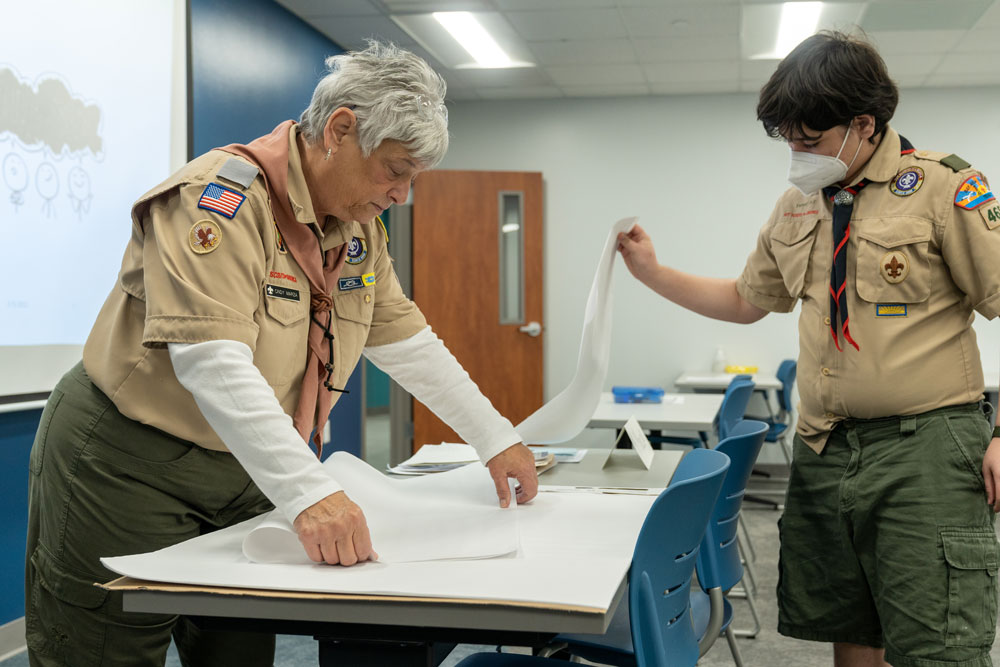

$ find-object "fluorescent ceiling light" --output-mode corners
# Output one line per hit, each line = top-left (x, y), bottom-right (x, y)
(501, 222), (520, 233)
(434, 11), (512, 68)
(773, 2), (823, 58)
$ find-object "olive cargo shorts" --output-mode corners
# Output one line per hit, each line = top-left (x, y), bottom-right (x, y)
(777, 402), (1000, 667)
(25, 363), (276, 666)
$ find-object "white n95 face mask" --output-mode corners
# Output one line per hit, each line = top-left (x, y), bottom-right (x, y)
(787, 125), (863, 195)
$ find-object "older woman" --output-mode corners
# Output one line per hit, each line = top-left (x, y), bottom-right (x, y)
(25, 41), (537, 666)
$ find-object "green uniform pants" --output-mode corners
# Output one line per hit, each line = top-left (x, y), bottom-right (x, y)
(25, 363), (276, 666)
(778, 402), (1000, 667)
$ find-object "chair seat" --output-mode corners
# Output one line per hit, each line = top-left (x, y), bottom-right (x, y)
(455, 652), (563, 667)
(764, 421), (788, 442)
(690, 589), (734, 636)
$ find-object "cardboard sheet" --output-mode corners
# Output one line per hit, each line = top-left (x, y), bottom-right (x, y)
(102, 491), (656, 610)
(515, 217), (637, 444)
(243, 453), (517, 564)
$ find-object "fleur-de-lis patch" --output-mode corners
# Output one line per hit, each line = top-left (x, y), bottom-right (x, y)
(880, 251), (908, 284)
(189, 220), (222, 254)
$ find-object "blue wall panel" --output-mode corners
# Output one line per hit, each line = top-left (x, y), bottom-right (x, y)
(0, 409), (41, 624)
(190, 0), (362, 458)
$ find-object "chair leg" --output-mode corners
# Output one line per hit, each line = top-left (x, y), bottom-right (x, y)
(738, 514), (757, 563)
(725, 626), (746, 667)
(736, 532), (758, 596)
(731, 583), (762, 638)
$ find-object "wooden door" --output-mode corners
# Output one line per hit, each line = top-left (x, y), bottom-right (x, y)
(411, 170), (543, 452)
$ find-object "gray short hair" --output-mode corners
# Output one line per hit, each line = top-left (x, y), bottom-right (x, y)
(299, 41), (449, 167)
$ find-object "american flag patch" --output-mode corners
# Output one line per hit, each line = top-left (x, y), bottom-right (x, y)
(197, 183), (245, 218)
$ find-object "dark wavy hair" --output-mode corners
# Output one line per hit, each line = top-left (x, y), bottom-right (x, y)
(756, 31), (898, 143)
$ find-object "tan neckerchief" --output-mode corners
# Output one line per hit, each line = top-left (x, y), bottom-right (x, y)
(219, 120), (348, 454)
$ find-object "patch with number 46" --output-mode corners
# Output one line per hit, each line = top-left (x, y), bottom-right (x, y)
(982, 201), (1000, 230)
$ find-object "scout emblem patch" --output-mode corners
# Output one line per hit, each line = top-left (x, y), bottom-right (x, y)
(189, 220), (221, 254)
(955, 174), (995, 210)
(274, 223), (287, 254)
(880, 251), (908, 284)
(197, 183), (245, 219)
(346, 236), (368, 264)
(264, 284), (300, 302)
(889, 167), (923, 197)
(875, 304), (907, 317)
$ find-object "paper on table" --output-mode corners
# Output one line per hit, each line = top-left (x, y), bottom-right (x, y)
(515, 217), (637, 445)
(242, 453), (518, 564)
(101, 491), (656, 610)
(621, 416), (654, 470)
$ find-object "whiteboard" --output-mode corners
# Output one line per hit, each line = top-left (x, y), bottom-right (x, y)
(0, 0), (187, 396)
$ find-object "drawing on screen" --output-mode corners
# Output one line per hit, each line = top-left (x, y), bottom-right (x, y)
(2, 153), (28, 211)
(68, 166), (91, 219)
(36, 162), (58, 217)
(0, 65), (102, 219)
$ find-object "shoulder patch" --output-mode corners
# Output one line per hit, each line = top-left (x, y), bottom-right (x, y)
(980, 201), (1000, 230)
(216, 157), (259, 189)
(955, 173), (995, 211)
(197, 183), (246, 219)
(941, 154), (972, 172)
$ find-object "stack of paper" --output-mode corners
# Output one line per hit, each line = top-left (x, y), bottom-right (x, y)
(387, 443), (560, 476)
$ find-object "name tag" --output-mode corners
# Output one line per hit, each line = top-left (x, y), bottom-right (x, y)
(265, 284), (300, 302)
(875, 304), (906, 317)
(339, 276), (364, 291)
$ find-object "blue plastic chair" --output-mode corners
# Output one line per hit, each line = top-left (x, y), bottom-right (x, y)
(538, 421), (768, 667)
(650, 375), (755, 448)
(454, 448), (731, 667)
(765, 360), (796, 464)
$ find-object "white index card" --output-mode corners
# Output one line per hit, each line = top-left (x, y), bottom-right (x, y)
(624, 416), (654, 470)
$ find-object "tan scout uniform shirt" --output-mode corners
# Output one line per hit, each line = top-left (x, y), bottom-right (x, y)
(737, 127), (1000, 453)
(84, 125), (426, 451)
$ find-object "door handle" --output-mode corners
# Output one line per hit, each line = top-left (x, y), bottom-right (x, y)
(518, 321), (542, 337)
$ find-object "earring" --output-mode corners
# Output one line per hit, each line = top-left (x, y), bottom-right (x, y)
(324, 148), (332, 161)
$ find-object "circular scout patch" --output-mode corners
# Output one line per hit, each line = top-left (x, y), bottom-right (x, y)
(189, 220), (222, 254)
(880, 251), (909, 284)
(889, 167), (924, 197)
(346, 236), (368, 264)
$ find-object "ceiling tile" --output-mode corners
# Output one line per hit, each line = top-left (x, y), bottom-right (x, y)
(879, 52), (945, 76)
(934, 51), (1000, 73)
(558, 83), (651, 97)
(861, 0), (993, 31)
(444, 89), (483, 101)
(619, 0), (739, 5)
(505, 9), (628, 40)
(642, 60), (738, 83)
(545, 63), (645, 86)
(867, 30), (965, 54)
(620, 5), (740, 38)
(382, 0), (491, 10)
(892, 74), (931, 88)
(451, 66), (551, 88)
(276, 0), (380, 16)
(528, 39), (636, 66)
(975, 0), (1000, 26)
(307, 15), (415, 50)
(739, 59), (779, 82)
(649, 80), (736, 95)
(477, 86), (565, 99)
(954, 28), (1000, 52)
(632, 35), (739, 62)
(495, 0), (616, 8)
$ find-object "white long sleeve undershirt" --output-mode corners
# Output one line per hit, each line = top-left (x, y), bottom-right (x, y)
(168, 327), (520, 524)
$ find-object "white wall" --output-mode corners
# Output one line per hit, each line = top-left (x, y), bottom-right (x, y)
(440, 86), (1000, 450)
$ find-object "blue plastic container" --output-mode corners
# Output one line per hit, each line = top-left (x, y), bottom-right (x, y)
(612, 386), (665, 404)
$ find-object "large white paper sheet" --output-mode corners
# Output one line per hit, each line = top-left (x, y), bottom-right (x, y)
(242, 453), (517, 564)
(102, 491), (656, 610)
(515, 217), (637, 444)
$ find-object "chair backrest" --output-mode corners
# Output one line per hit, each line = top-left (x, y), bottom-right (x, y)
(629, 448), (729, 667)
(775, 359), (797, 414)
(695, 420), (769, 593)
(716, 376), (755, 441)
